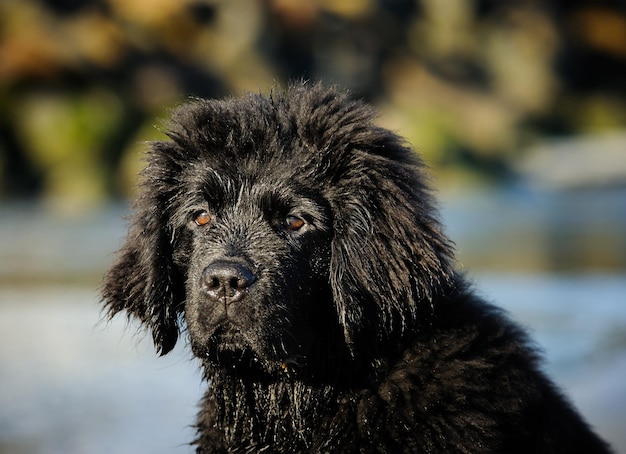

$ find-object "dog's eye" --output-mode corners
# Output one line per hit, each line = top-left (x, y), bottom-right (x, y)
(194, 210), (211, 227)
(284, 215), (305, 231)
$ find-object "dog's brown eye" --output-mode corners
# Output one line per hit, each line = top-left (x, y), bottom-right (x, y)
(285, 215), (305, 231)
(194, 210), (211, 227)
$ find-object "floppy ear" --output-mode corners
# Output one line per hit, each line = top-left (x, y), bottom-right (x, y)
(102, 146), (186, 356)
(327, 134), (456, 351)
(288, 83), (455, 350)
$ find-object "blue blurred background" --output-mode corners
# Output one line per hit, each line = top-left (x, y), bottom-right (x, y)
(1, 1), (625, 452)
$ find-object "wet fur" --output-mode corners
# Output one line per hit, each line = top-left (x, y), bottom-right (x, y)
(102, 83), (611, 453)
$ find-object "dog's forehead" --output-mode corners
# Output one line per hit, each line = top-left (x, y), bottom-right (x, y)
(191, 143), (325, 189)
(185, 157), (323, 206)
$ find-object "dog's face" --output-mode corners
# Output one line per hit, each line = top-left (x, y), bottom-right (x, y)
(102, 84), (455, 376)
(176, 169), (334, 372)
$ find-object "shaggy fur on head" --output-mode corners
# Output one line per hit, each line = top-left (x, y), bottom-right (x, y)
(103, 83), (612, 453)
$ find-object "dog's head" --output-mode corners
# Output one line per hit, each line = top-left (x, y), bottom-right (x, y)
(102, 83), (455, 374)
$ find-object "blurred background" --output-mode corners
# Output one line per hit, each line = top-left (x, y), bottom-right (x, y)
(1, 0), (625, 452)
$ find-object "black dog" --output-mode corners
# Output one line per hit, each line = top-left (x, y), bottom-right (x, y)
(103, 84), (612, 453)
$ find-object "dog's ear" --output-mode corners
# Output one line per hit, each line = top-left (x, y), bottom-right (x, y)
(289, 83), (456, 349)
(102, 146), (186, 356)
(326, 134), (456, 351)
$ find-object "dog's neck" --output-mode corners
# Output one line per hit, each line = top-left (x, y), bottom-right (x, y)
(195, 365), (341, 451)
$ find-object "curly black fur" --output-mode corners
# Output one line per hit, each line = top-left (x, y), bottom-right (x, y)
(102, 83), (612, 453)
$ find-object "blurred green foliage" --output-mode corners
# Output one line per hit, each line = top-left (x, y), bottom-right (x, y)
(1, 0), (626, 212)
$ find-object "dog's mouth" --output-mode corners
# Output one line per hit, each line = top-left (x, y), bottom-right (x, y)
(191, 318), (313, 375)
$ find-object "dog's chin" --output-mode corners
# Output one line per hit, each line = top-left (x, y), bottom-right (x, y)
(192, 325), (312, 376)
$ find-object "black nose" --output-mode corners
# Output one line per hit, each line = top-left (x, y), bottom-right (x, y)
(202, 261), (256, 303)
